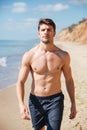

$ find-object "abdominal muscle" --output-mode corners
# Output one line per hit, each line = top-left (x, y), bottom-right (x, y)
(31, 71), (62, 96)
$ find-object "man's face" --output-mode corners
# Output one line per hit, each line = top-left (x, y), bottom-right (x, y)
(38, 24), (56, 44)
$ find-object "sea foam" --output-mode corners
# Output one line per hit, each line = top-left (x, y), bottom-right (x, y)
(0, 57), (7, 67)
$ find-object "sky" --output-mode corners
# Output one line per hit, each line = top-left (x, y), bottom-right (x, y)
(0, 0), (87, 40)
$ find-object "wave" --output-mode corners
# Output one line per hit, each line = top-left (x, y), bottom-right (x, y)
(0, 57), (7, 67)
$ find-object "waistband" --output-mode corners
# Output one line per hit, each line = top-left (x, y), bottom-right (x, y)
(30, 92), (63, 100)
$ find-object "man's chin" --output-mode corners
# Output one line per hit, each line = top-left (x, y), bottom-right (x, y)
(42, 40), (50, 44)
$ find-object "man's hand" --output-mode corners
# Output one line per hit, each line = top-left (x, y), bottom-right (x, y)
(69, 104), (77, 119)
(20, 104), (31, 120)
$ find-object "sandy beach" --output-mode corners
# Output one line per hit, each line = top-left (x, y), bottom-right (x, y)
(0, 42), (87, 130)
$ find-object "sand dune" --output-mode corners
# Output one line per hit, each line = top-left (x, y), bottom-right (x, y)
(56, 19), (87, 44)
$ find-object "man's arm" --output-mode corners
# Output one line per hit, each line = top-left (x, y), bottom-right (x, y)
(62, 53), (77, 119)
(16, 52), (31, 120)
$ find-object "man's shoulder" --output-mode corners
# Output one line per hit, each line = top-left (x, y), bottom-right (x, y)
(56, 46), (69, 58)
(22, 45), (39, 64)
(59, 48), (70, 64)
(24, 45), (39, 56)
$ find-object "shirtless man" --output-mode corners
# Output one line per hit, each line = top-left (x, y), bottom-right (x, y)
(17, 18), (77, 130)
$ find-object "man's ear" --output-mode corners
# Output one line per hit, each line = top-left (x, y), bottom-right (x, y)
(38, 31), (40, 36)
(54, 31), (56, 37)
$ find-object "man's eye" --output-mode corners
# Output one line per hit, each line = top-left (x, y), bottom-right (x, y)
(47, 29), (51, 32)
(42, 29), (45, 31)
(41, 29), (51, 32)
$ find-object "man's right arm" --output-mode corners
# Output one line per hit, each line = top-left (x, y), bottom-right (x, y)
(16, 52), (31, 120)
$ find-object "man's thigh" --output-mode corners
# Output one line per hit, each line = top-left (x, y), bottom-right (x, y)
(46, 98), (64, 130)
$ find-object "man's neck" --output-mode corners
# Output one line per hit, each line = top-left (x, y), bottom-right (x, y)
(39, 42), (55, 52)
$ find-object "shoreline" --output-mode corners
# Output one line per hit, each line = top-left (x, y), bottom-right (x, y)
(0, 42), (87, 130)
(0, 76), (33, 130)
(0, 83), (17, 92)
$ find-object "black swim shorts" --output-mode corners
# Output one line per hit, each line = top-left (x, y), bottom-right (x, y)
(29, 92), (64, 130)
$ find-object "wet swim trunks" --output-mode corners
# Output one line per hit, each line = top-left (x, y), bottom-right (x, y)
(29, 92), (64, 130)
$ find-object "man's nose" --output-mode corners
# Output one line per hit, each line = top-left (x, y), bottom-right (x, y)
(44, 29), (48, 34)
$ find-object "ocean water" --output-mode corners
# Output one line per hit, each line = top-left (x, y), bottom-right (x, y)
(0, 39), (39, 90)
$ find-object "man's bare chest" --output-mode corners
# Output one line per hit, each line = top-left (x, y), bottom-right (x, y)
(31, 51), (63, 74)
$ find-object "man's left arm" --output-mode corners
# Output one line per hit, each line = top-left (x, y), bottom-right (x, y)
(62, 53), (77, 119)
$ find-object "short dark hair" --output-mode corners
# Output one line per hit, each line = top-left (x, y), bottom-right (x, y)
(38, 18), (56, 31)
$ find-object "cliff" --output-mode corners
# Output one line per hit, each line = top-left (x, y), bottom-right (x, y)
(56, 19), (87, 44)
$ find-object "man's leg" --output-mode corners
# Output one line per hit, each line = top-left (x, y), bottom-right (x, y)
(46, 94), (64, 130)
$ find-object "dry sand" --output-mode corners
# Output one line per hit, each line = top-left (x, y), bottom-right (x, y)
(0, 42), (87, 130)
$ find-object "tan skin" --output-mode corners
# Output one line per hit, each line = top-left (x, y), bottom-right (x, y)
(17, 24), (77, 130)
